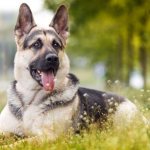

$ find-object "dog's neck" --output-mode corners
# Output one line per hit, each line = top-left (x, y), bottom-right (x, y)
(8, 73), (79, 106)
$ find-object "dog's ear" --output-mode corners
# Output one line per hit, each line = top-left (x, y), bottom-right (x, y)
(14, 3), (36, 38)
(50, 5), (69, 40)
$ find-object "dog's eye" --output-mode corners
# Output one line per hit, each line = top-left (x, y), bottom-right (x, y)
(32, 39), (43, 49)
(52, 40), (61, 50)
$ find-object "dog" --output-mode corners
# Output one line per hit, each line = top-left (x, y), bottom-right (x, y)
(0, 3), (145, 140)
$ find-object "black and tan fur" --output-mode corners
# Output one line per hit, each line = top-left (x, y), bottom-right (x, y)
(0, 3), (145, 139)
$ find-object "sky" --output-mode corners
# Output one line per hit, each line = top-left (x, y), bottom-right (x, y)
(0, 0), (53, 27)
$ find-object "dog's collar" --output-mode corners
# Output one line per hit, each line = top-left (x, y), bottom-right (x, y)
(42, 92), (77, 113)
(34, 73), (79, 112)
(36, 73), (79, 104)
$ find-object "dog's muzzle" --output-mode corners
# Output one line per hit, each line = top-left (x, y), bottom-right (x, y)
(29, 53), (59, 92)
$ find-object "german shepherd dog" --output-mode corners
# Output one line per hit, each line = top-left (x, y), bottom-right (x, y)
(0, 3), (146, 139)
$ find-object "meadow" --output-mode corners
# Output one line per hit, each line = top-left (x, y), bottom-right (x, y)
(0, 0), (150, 149)
(0, 69), (149, 150)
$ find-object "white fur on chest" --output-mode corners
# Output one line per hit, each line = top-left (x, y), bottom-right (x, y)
(23, 97), (79, 139)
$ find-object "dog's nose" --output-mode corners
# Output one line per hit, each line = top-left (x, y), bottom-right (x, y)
(45, 54), (58, 63)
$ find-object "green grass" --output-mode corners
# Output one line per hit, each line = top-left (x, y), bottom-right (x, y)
(0, 69), (150, 150)
(0, 121), (149, 150)
(0, 88), (150, 150)
(0, 92), (6, 111)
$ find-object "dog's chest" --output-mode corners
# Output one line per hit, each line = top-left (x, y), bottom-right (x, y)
(22, 100), (76, 138)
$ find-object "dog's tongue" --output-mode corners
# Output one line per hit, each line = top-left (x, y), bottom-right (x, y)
(41, 72), (55, 92)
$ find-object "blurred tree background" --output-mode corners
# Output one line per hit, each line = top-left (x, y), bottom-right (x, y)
(0, 0), (150, 91)
(45, 0), (150, 89)
(0, 13), (16, 81)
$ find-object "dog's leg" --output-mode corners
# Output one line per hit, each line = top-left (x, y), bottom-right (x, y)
(112, 99), (150, 128)
(0, 105), (22, 135)
(113, 100), (141, 127)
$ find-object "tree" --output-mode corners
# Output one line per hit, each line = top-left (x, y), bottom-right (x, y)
(45, 0), (150, 88)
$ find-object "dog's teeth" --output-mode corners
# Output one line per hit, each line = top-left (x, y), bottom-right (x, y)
(37, 70), (41, 73)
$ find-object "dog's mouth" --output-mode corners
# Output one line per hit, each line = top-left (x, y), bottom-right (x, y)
(30, 67), (56, 92)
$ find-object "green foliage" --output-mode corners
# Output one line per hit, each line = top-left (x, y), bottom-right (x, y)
(0, 123), (150, 150)
(0, 112), (149, 149)
(45, 0), (150, 87)
(45, 0), (71, 10)
(0, 92), (6, 111)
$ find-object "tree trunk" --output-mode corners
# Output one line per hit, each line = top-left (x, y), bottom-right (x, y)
(139, 32), (147, 89)
(126, 24), (134, 85)
(139, 14), (148, 89)
(116, 35), (123, 81)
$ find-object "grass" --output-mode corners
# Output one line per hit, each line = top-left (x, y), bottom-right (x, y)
(0, 68), (150, 150)
(0, 92), (6, 111)
(0, 88), (149, 150)
(0, 121), (149, 150)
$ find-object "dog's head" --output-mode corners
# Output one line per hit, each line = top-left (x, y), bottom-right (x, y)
(14, 3), (70, 92)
